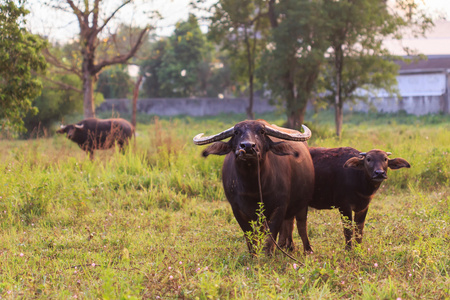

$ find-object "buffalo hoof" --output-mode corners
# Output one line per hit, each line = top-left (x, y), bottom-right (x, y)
(304, 246), (314, 254)
(278, 239), (295, 252)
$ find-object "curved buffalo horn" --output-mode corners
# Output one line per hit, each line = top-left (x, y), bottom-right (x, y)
(193, 127), (234, 145)
(74, 124), (84, 129)
(265, 124), (312, 142)
(386, 152), (392, 156)
(359, 152), (367, 156)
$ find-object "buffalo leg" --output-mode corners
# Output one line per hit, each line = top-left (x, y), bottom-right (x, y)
(278, 218), (295, 251)
(264, 206), (286, 256)
(354, 208), (368, 244)
(118, 141), (127, 154)
(339, 207), (354, 250)
(231, 208), (257, 253)
(296, 206), (313, 253)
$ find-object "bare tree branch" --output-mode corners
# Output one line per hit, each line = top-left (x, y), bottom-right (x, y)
(93, 26), (150, 73)
(66, 0), (84, 31)
(96, 0), (132, 34)
(37, 74), (83, 93)
(92, 0), (100, 31)
(42, 48), (82, 78)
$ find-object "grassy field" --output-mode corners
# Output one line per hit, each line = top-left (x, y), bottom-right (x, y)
(0, 111), (449, 299)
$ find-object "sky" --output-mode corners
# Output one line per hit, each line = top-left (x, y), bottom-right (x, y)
(25, 0), (450, 55)
(25, 0), (214, 43)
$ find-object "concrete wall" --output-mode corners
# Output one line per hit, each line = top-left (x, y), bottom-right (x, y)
(346, 95), (449, 115)
(344, 70), (450, 115)
(97, 97), (277, 116)
(98, 95), (449, 117)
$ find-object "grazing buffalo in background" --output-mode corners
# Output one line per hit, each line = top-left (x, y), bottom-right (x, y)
(193, 120), (315, 255)
(308, 147), (411, 249)
(57, 118), (134, 159)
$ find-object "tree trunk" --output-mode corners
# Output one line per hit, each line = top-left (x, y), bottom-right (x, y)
(334, 102), (343, 138)
(83, 72), (96, 119)
(268, 0), (278, 28)
(287, 106), (306, 129)
(334, 45), (344, 138)
(132, 74), (143, 128)
(244, 26), (254, 120)
(246, 74), (255, 120)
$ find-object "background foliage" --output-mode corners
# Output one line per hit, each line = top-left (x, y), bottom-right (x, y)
(0, 1), (47, 134)
(0, 0), (434, 137)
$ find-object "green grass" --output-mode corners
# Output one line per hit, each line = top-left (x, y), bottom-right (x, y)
(0, 111), (449, 299)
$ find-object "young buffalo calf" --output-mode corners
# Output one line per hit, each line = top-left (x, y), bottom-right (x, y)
(309, 147), (410, 249)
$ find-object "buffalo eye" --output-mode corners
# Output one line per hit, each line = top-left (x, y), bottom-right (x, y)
(260, 128), (265, 135)
(384, 157), (388, 162)
(367, 157), (371, 162)
(234, 130), (240, 136)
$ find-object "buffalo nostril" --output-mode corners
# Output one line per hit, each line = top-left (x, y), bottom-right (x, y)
(239, 142), (255, 152)
(374, 170), (386, 177)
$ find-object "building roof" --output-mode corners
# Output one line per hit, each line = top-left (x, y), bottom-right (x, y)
(396, 55), (450, 73)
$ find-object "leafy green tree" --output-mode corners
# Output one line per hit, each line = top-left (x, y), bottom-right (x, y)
(0, 1), (47, 133)
(263, 0), (328, 128)
(322, 0), (432, 137)
(23, 73), (83, 137)
(141, 38), (169, 98)
(157, 14), (212, 97)
(141, 35), (232, 99)
(96, 66), (133, 99)
(204, 53), (233, 98)
(208, 0), (270, 119)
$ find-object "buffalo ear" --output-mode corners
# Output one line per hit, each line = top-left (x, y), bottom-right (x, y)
(343, 157), (365, 170)
(202, 141), (232, 157)
(269, 141), (299, 157)
(388, 158), (411, 169)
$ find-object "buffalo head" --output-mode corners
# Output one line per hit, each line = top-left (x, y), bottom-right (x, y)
(344, 149), (411, 182)
(56, 123), (84, 140)
(193, 120), (312, 161)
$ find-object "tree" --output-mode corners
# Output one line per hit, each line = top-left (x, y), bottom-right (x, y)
(23, 73), (83, 137)
(157, 14), (211, 97)
(204, 53), (233, 98)
(0, 1), (47, 133)
(96, 66), (133, 99)
(42, 0), (150, 118)
(140, 38), (169, 98)
(322, 0), (432, 137)
(263, 0), (328, 128)
(140, 34), (232, 99)
(208, 0), (270, 119)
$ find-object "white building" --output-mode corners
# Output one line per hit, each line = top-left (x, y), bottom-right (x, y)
(351, 55), (450, 115)
(350, 20), (450, 115)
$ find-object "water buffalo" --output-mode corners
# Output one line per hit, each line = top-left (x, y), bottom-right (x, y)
(308, 147), (411, 249)
(193, 120), (315, 255)
(57, 118), (134, 159)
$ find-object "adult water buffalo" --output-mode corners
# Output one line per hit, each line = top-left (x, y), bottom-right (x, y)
(57, 118), (134, 159)
(193, 120), (315, 255)
(309, 147), (411, 249)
